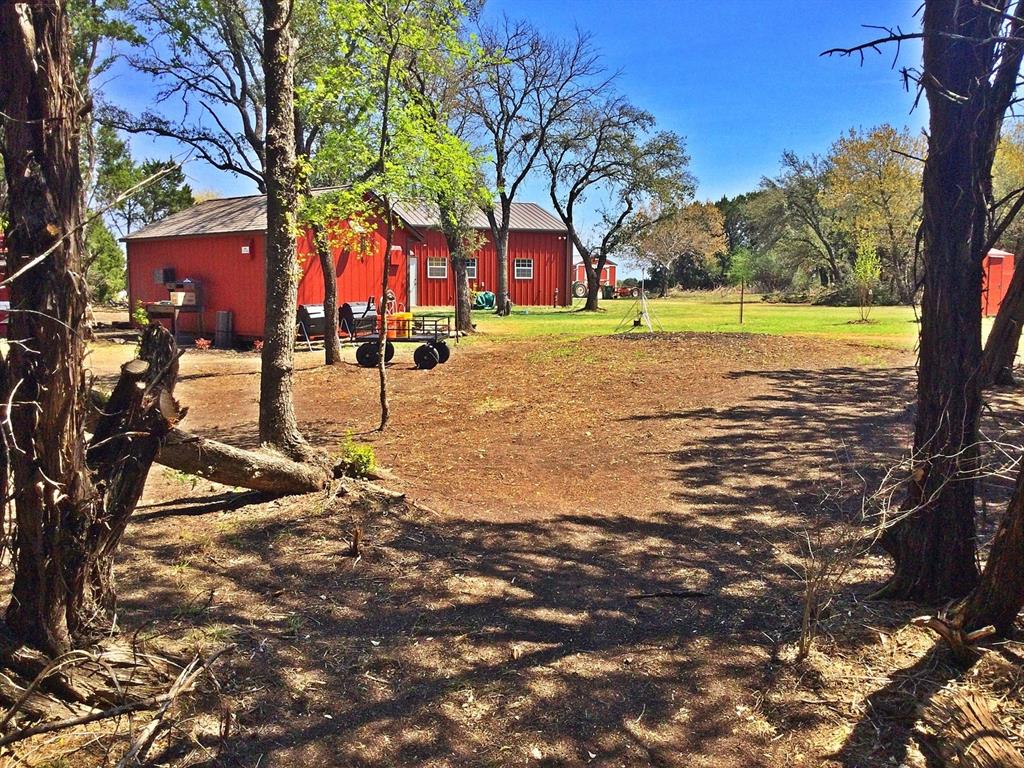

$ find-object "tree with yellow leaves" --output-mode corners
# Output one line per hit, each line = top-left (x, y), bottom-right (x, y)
(630, 201), (728, 296)
(823, 124), (924, 304)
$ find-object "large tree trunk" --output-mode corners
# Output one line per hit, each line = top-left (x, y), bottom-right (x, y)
(259, 0), (306, 457)
(980, 261), (1024, 386)
(1, 0), (92, 656)
(313, 225), (342, 365)
(579, 252), (604, 312)
(878, 0), (1023, 602)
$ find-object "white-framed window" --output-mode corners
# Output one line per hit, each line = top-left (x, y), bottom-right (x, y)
(427, 257), (447, 279)
(466, 257), (478, 280)
(514, 258), (534, 280)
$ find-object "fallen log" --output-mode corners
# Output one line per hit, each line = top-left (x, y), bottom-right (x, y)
(158, 428), (330, 495)
(921, 690), (1024, 768)
(90, 388), (360, 496)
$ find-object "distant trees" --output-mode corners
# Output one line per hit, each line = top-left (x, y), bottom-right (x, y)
(469, 18), (603, 314)
(764, 151), (850, 285)
(630, 202), (727, 296)
(93, 125), (194, 237)
(545, 98), (693, 310)
(711, 124), (922, 304)
(823, 125), (923, 303)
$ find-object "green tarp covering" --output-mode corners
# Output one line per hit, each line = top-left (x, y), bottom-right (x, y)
(473, 291), (496, 310)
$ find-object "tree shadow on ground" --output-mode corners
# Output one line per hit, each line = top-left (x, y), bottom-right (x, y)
(116, 363), (949, 767)
(115, 360), (1024, 767)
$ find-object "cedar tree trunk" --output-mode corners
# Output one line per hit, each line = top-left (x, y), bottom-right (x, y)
(879, 0), (1024, 601)
(1, 0), (92, 655)
(313, 225), (342, 365)
(259, 0), (306, 457)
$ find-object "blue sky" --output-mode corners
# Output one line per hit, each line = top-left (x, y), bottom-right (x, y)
(108, 0), (926, 205)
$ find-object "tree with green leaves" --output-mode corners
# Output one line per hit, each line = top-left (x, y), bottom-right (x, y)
(728, 247), (755, 324)
(93, 124), (193, 236)
(631, 201), (727, 296)
(823, 125), (923, 303)
(85, 217), (126, 303)
(403, 26), (488, 334)
(305, 0), (477, 423)
(545, 97), (693, 312)
(763, 150), (851, 285)
(851, 237), (881, 322)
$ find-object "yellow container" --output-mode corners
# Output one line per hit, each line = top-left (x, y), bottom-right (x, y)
(391, 312), (413, 339)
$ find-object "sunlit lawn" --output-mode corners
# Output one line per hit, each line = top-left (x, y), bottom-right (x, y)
(420, 291), (924, 350)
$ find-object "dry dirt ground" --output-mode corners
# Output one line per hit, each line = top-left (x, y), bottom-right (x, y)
(58, 332), (1024, 767)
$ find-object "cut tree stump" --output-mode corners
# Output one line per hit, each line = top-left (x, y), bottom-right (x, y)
(921, 690), (1024, 768)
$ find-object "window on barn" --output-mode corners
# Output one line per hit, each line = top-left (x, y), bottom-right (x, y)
(466, 258), (478, 279)
(427, 257), (447, 279)
(514, 258), (534, 280)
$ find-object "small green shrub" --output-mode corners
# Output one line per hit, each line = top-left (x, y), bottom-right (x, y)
(337, 432), (375, 477)
(132, 300), (149, 327)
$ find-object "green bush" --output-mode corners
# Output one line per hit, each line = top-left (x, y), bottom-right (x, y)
(337, 432), (376, 477)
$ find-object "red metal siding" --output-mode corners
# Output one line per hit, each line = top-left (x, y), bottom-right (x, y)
(411, 230), (458, 307)
(126, 231), (266, 337)
(507, 231), (569, 306)
(983, 250), (1016, 317)
(128, 220), (416, 341)
(413, 229), (570, 307)
(296, 221), (413, 311)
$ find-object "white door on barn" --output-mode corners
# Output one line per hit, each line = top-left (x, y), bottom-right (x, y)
(408, 254), (418, 307)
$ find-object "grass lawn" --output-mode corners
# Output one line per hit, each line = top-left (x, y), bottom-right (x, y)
(421, 291), (924, 349)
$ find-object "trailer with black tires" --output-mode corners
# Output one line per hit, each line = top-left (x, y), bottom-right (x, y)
(349, 313), (453, 370)
(297, 300), (453, 370)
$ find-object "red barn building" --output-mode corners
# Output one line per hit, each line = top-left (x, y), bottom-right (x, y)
(573, 257), (617, 288)
(983, 249), (1015, 317)
(124, 192), (571, 339)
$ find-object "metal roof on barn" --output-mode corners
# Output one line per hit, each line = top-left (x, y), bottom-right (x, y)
(391, 200), (566, 233)
(124, 189), (566, 241)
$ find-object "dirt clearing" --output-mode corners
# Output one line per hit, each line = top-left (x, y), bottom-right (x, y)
(73, 332), (1021, 767)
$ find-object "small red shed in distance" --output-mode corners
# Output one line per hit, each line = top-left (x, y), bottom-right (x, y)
(573, 257), (616, 287)
(983, 249), (1015, 317)
(124, 191), (572, 339)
